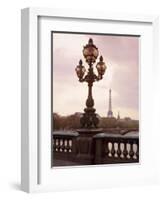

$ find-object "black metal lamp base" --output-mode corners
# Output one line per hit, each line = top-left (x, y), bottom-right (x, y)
(77, 128), (103, 135)
(80, 109), (100, 129)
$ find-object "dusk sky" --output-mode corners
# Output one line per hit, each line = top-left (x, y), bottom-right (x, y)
(53, 33), (139, 120)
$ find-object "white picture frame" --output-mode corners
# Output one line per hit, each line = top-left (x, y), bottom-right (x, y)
(21, 7), (159, 193)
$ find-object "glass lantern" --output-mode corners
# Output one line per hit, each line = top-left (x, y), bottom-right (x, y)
(75, 60), (86, 79)
(96, 56), (107, 76)
(83, 38), (99, 64)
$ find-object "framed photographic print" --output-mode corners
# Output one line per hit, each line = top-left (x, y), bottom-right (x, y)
(21, 8), (159, 193)
(52, 32), (139, 167)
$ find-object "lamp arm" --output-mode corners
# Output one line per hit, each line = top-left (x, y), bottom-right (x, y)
(79, 78), (86, 82)
(79, 75), (87, 82)
(94, 73), (103, 81)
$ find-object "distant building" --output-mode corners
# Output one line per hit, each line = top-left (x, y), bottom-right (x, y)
(117, 111), (120, 120)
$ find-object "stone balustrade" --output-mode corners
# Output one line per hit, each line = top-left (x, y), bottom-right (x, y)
(53, 131), (79, 165)
(52, 130), (139, 166)
(93, 132), (139, 164)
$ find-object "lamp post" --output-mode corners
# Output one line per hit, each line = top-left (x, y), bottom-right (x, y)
(75, 38), (107, 129)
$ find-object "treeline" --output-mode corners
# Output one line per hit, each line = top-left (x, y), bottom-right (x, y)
(53, 113), (80, 130)
(53, 113), (139, 130)
(99, 117), (139, 129)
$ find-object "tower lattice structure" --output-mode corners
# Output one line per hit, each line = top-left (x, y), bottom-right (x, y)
(107, 89), (113, 118)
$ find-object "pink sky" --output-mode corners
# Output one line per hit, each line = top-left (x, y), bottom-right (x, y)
(53, 33), (139, 120)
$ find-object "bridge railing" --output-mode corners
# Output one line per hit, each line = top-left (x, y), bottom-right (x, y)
(93, 133), (139, 164)
(52, 131), (139, 165)
(53, 131), (79, 163)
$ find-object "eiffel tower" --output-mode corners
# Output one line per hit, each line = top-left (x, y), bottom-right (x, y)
(107, 89), (113, 118)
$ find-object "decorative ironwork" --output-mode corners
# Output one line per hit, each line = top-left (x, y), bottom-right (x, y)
(75, 38), (107, 128)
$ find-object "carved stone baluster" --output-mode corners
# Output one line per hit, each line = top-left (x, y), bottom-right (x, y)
(114, 142), (118, 157)
(69, 140), (72, 152)
(120, 143), (124, 158)
(62, 139), (65, 152)
(129, 141), (134, 159)
(108, 142), (112, 157)
(55, 138), (59, 152)
(133, 142), (137, 159)
(60, 139), (63, 152)
(111, 142), (115, 157)
(126, 143), (130, 159)
(64, 139), (67, 152)
(117, 142), (121, 158)
(123, 142), (128, 159)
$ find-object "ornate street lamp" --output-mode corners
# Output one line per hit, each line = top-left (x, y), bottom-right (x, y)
(75, 38), (107, 129)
